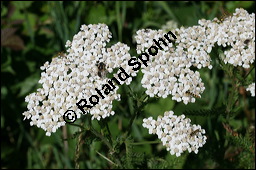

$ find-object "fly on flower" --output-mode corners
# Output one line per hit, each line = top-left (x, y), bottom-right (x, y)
(219, 8), (232, 22)
(244, 39), (251, 44)
(52, 51), (66, 58)
(185, 91), (201, 98)
(96, 61), (108, 78)
(244, 39), (251, 46)
(190, 129), (201, 137)
(243, 39), (251, 49)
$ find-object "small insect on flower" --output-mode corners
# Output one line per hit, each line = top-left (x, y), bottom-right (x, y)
(185, 91), (201, 98)
(244, 39), (251, 45)
(243, 39), (251, 49)
(144, 29), (151, 33)
(244, 38), (251, 45)
(52, 51), (66, 58)
(190, 129), (201, 137)
(219, 8), (232, 22)
(96, 62), (108, 78)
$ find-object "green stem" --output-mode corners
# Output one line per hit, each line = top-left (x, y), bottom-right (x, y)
(126, 88), (148, 135)
(68, 123), (85, 129)
(105, 121), (113, 145)
(127, 110), (139, 134)
(244, 65), (255, 80)
(157, 1), (178, 22)
(74, 123), (84, 169)
(90, 126), (113, 151)
(99, 119), (113, 145)
(115, 1), (122, 42)
(226, 65), (239, 117)
(89, 120), (122, 168)
(96, 151), (118, 167)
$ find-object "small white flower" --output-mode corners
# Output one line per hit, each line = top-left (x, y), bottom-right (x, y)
(246, 83), (255, 97)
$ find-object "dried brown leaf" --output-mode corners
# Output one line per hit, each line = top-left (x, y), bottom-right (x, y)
(1, 34), (25, 50)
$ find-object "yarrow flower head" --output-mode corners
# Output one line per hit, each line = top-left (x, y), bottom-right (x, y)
(135, 8), (255, 104)
(23, 23), (137, 136)
(135, 28), (207, 105)
(199, 8), (255, 68)
(142, 110), (207, 157)
(246, 83), (255, 97)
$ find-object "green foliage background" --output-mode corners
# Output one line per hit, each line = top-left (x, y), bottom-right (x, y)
(1, 1), (255, 169)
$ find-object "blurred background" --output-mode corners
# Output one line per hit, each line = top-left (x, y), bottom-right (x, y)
(1, 1), (255, 169)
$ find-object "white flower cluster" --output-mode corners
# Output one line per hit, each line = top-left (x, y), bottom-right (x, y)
(135, 8), (255, 104)
(135, 29), (206, 104)
(23, 24), (137, 136)
(246, 83), (255, 97)
(199, 8), (255, 68)
(142, 110), (207, 157)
